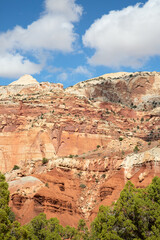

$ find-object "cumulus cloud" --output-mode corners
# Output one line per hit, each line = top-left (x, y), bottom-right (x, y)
(45, 0), (82, 22)
(0, 0), (82, 78)
(0, 53), (42, 78)
(83, 0), (160, 68)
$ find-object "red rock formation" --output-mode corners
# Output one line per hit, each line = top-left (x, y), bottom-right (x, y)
(0, 72), (159, 227)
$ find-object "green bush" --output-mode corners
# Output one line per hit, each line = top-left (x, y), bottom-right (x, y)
(101, 174), (106, 178)
(122, 150), (125, 155)
(119, 137), (123, 141)
(134, 145), (139, 153)
(12, 165), (20, 170)
(42, 157), (48, 165)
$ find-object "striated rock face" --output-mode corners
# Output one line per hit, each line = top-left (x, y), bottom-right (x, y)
(1, 72), (160, 227)
(8, 171), (81, 227)
(66, 71), (160, 110)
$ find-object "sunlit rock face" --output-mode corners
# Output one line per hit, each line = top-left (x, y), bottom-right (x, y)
(9, 74), (39, 85)
(66, 71), (160, 110)
(1, 72), (160, 227)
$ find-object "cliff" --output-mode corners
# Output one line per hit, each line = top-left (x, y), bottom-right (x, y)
(66, 71), (160, 110)
(0, 72), (159, 227)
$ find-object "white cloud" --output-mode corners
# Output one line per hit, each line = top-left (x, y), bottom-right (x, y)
(57, 72), (68, 81)
(83, 0), (160, 68)
(0, 53), (42, 78)
(45, 0), (82, 22)
(73, 65), (92, 77)
(0, 0), (82, 78)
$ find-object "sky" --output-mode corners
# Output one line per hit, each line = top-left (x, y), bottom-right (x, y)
(0, 0), (160, 88)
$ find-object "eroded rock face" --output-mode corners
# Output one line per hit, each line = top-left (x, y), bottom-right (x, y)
(66, 71), (160, 110)
(8, 171), (82, 226)
(1, 72), (160, 227)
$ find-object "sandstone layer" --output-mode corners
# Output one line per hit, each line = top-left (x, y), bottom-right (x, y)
(66, 71), (160, 110)
(9, 74), (39, 85)
(0, 72), (159, 227)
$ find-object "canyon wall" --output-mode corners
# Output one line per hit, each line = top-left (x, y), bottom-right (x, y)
(0, 72), (159, 227)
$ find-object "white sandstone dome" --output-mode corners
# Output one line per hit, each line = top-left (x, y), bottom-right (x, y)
(101, 72), (132, 79)
(9, 74), (39, 85)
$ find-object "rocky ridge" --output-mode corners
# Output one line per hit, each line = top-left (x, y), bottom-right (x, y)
(66, 71), (160, 110)
(0, 72), (159, 227)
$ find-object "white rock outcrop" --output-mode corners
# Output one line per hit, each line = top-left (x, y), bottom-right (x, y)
(9, 74), (39, 85)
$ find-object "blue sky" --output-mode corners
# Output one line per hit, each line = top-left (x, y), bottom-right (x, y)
(0, 0), (160, 88)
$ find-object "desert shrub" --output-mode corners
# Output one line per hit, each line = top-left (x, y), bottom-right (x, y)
(42, 157), (48, 165)
(134, 145), (139, 153)
(101, 174), (106, 178)
(119, 137), (123, 141)
(80, 184), (86, 189)
(12, 165), (20, 170)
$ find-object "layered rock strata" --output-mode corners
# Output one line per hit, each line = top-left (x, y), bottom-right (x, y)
(0, 72), (159, 227)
